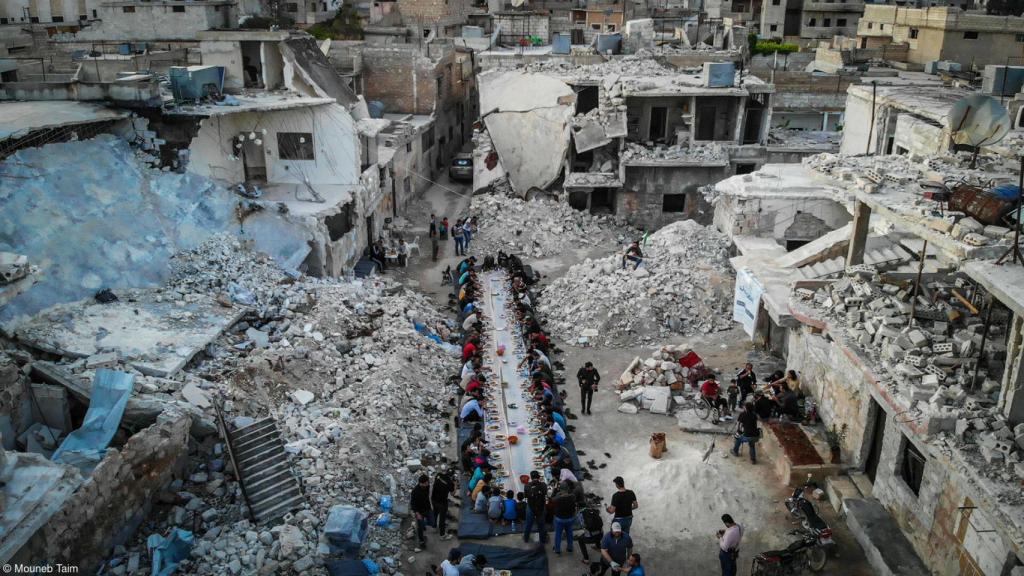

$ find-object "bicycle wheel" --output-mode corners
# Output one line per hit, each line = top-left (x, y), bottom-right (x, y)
(694, 402), (711, 420)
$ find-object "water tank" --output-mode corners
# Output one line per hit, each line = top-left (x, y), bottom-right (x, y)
(983, 65), (1024, 97)
(552, 33), (571, 54)
(702, 62), (735, 88)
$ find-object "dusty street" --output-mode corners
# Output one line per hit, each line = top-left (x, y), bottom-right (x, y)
(396, 181), (874, 576)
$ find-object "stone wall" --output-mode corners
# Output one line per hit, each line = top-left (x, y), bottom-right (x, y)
(11, 409), (192, 572)
(619, 164), (725, 229)
(0, 353), (26, 449)
(711, 193), (850, 242)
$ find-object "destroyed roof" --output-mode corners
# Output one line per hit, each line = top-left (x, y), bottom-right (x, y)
(713, 162), (853, 202)
(0, 102), (129, 142)
(846, 82), (974, 126)
(162, 92), (335, 116)
(281, 35), (359, 107)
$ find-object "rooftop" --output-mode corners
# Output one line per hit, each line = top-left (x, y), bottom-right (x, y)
(846, 83), (974, 126)
(0, 102), (129, 142)
(162, 92), (335, 116)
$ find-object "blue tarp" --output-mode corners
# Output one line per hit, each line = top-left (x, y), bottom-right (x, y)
(52, 368), (134, 471)
(147, 528), (194, 576)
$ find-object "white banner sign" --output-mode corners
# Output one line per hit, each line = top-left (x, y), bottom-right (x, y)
(733, 267), (764, 338)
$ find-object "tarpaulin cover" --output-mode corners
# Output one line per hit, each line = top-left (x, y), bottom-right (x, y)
(458, 543), (550, 576)
(52, 368), (134, 470)
(324, 504), (369, 556)
(325, 559), (370, 576)
(147, 528), (194, 576)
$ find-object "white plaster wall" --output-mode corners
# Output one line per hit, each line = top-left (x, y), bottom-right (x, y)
(261, 41), (284, 90)
(199, 40), (244, 92)
(2, 0), (99, 23)
(75, 3), (232, 40)
(188, 103), (360, 186)
(839, 90), (874, 156)
(893, 113), (945, 157)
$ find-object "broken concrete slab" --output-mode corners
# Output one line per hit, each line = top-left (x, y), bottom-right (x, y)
(14, 289), (245, 377)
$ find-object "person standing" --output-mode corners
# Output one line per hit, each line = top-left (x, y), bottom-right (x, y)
(429, 214), (437, 239)
(577, 362), (600, 415)
(736, 363), (757, 407)
(440, 217), (449, 241)
(398, 238), (408, 267)
(432, 234), (440, 262)
(523, 470), (548, 544)
(606, 477), (638, 534)
(462, 219), (473, 251)
(717, 514), (743, 576)
(600, 522), (633, 574)
(452, 219), (465, 256)
(731, 402), (760, 464)
(551, 488), (577, 555)
(432, 468), (456, 540)
(410, 474), (432, 552)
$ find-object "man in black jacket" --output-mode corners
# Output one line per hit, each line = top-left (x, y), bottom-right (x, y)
(736, 363), (757, 407)
(731, 403), (760, 464)
(410, 474), (432, 552)
(577, 362), (600, 415)
(523, 470), (548, 544)
(432, 468), (456, 540)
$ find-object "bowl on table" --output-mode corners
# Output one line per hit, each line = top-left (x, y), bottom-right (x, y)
(508, 435), (519, 445)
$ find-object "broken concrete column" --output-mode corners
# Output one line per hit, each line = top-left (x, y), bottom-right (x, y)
(847, 200), (872, 267)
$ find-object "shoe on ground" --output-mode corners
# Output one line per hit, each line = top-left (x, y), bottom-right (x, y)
(414, 547), (424, 553)
(442, 534), (454, 541)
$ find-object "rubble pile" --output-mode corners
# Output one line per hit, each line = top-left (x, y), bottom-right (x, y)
(538, 220), (734, 346)
(86, 237), (461, 575)
(620, 141), (727, 163)
(796, 269), (1024, 491)
(613, 345), (696, 415)
(468, 194), (636, 258)
(525, 53), (679, 78)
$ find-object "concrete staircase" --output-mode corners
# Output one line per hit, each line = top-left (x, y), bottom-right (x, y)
(843, 498), (931, 576)
(228, 417), (307, 524)
(796, 247), (909, 280)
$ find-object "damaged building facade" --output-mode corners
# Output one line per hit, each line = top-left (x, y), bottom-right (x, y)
(476, 55), (785, 229)
(711, 82), (1024, 574)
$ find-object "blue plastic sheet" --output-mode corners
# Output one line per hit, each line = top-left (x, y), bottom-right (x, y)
(147, 528), (194, 576)
(324, 505), (369, 557)
(52, 368), (134, 470)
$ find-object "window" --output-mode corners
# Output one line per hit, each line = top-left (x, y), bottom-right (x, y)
(1016, 33), (1024, 42)
(285, 2), (298, 11)
(0, 17), (7, 24)
(837, 18), (847, 26)
(172, 5), (185, 11)
(79, 14), (87, 20)
(51, 15), (64, 22)
(606, 24), (616, 32)
(867, 22), (873, 29)
(899, 437), (926, 496)
(662, 193), (687, 213)
(770, 24), (778, 31)
(963, 30), (978, 39)
(735, 163), (756, 174)
(423, 28), (431, 37)
(122, 6), (135, 12)
(421, 126), (435, 150)
(823, 18), (831, 26)
(29, 16), (39, 22)
(591, 23), (601, 30)
(92, 9), (97, 17)
(808, 17), (816, 26)
(406, 141), (412, 153)
(910, 28), (919, 38)
(772, 0), (780, 5)
(278, 132), (315, 160)
(435, 76), (442, 99)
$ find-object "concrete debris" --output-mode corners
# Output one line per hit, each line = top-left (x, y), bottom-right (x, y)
(539, 220), (734, 346)
(620, 141), (728, 164)
(469, 193), (637, 259)
(0, 252), (32, 285)
(795, 269), (1024, 500)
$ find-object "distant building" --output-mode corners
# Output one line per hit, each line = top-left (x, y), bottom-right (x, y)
(73, 0), (239, 41)
(856, 5), (1024, 69)
(0, 0), (101, 25)
(759, 0), (863, 41)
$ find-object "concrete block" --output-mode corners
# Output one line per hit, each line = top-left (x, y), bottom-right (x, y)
(980, 444), (1004, 463)
(85, 351), (119, 369)
(290, 389), (315, 405)
(617, 403), (639, 414)
(906, 329), (929, 347)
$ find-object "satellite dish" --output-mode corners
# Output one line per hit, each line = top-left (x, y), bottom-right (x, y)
(947, 94), (1011, 148)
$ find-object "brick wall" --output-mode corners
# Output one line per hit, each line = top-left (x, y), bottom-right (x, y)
(398, 0), (473, 29)
(12, 410), (192, 571)
(360, 45), (444, 115)
(620, 165), (724, 229)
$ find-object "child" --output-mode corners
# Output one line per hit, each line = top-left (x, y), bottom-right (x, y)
(727, 378), (740, 412)
(486, 487), (503, 522)
(502, 490), (517, 526)
(474, 485), (490, 513)
(515, 492), (527, 523)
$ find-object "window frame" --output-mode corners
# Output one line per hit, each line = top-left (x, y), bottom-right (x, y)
(277, 132), (315, 161)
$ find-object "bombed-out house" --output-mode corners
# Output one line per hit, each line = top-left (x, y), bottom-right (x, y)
(710, 89), (1024, 574)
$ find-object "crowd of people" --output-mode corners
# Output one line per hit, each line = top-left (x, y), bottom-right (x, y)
(430, 214), (477, 261)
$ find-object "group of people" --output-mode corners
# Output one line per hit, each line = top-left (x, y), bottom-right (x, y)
(430, 214), (476, 261)
(368, 236), (409, 272)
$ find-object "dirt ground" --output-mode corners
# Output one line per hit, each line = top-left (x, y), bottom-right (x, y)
(392, 179), (874, 576)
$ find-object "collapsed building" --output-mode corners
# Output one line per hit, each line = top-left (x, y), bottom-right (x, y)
(710, 88), (1024, 573)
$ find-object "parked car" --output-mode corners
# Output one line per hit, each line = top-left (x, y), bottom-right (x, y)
(449, 153), (473, 181)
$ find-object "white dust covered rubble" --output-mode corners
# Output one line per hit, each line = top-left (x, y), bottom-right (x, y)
(91, 235), (461, 575)
(614, 344), (699, 416)
(538, 220), (735, 346)
(468, 193), (638, 259)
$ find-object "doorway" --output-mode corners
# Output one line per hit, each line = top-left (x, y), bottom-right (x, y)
(743, 109), (764, 144)
(649, 107), (668, 141)
(242, 139), (267, 183)
(697, 105), (716, 140)
(365, 214), (375, 248)
(864, 399), (886, 483)
(590, 188), (615, 214)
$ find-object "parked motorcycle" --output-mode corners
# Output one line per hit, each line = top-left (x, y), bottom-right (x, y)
(751, 528), (832, 575)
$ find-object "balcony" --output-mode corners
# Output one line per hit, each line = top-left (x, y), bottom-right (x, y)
(803, 0), (865, 11)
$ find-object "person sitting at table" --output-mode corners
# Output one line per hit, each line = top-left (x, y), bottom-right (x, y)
(548, 444), (573, 479)
(465, 374), (485, 397)
(458, 256), (475, 275)
(459, 392), (484, 423)
(545, 406), (567, 431)
(462, 311), (479, 333)
(530, 331), (550, 353)
(370, 240), (387, 272)
(462, 337), (479, 362)
(546, 425), (566, 447)
(472, 472), (493, 503)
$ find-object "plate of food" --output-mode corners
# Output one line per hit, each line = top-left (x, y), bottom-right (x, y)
(486, 424), (501, 431)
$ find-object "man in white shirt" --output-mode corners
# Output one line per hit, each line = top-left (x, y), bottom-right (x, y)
(461, 358), (478, 386)
(459, 396), (485, 422)
(462, 312), (479, 332)
(717, 514), (743, 576)
(439, 548), (463, 576)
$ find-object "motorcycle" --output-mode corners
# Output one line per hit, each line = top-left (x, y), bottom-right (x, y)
(751, 528), (833, 575)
